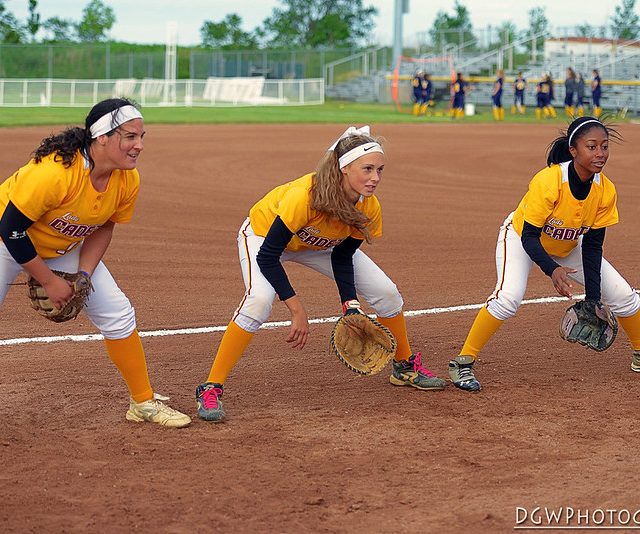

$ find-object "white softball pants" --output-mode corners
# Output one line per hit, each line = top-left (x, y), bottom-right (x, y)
(0, 242), (136, 339)
(232, 218), (403, 333)
(486, 212), (640, 321)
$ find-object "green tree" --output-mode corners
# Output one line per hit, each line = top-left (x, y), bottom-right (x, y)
(527, 7), (549, 52)
(76, 0), (115, 42)
(26, 0), (40, 42)
(260, 0), (377, 48)
(610, 0), (639, 39)
(0, 1), (25, 43)
(200, 14), (258, 49)
(576, 23), (595, 38)
(429, 1), (475, 51)
(42, 16), (76, 42)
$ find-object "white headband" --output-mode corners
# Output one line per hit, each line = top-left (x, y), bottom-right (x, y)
(338, 142), (384, 169)
(327, 125), (384, 169)
(89, 105), (143, 138)
(568, 119), (602, 146)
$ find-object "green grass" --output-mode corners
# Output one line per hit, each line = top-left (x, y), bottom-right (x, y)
(0, 101), (615, 127)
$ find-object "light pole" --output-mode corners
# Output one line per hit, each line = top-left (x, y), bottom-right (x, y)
(392, 0), (409, 68)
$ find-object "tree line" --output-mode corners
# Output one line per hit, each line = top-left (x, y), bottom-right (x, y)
(0, 0), (638, 48)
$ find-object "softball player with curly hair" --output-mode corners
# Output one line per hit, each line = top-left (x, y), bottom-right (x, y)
(195, 126), (447, 422)
(0, 98), (190, 427)
(449, 116), (640, 391)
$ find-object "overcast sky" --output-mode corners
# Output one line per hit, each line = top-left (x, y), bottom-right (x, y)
(5, 0), (635, 46)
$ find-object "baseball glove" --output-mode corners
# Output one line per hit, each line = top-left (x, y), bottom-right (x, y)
(330, 300), (397, 375)
(27, 270), (93, 323)
(559, 299), (618, 352)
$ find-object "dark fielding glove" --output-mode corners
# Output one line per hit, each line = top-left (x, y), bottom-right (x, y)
(27, 270), (93, 323)
(559, 299), (618, 352)
(330, 300), (397, 375)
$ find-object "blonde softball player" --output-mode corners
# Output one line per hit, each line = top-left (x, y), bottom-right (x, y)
(0, 98), (190, 427)
(449, 116), (640, 392)
(196, 126), (446, 422)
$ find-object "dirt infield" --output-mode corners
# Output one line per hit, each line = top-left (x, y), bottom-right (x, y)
(2, 122), (640, 533)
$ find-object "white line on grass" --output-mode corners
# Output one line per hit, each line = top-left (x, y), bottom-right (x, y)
(0, 294), (581, 347)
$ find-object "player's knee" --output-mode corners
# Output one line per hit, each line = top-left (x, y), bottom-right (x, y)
(487, 294), (521, 320)
(606, 291), (640, 317)
(237, 292), (274, 328)
(94, 301), (137, 339)
(233, 313), (263, 334)
(367, 282), (403, 318)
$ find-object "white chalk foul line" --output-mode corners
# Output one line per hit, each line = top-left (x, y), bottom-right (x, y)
(0, 294), (581, 347)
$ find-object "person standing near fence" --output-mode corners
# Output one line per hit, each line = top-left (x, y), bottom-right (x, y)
(564, 67), (577, 117)
(512, 71), (527, 115)
(420, 72), (434, 115)
(546, 73), (558, 118)
(576, 72), (586, 117)
(411, 70), (424, 116)
(450, 72), (468, 119)
(492, 69), (505, 121)
(535, 75), (551, 120)
(591, 69), (602, 118)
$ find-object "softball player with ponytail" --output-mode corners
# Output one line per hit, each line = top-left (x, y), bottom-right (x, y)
(449, 116), (640, 391)
(0, 98), (190, 427)
(195, 126), (446, 422)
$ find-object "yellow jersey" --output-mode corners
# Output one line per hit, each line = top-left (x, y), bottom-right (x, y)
(511, 162), (618, 257)
(0, 151), (139, 259)
(249, 173), (382, 252)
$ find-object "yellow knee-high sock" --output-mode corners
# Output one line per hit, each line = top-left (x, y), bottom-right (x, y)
(521, 105), (526, 114)
(104, 330), (153, 403)
(617, 310), (640, 351)
(577, 106), (584, 117)
(456, 108), (465, 118)
(207, 321), (254, 384)
(377, 313), (412, 361)
(594, 106), (602, 118)
(492, 107), (499, 120)
(510, 104), (516, 114)
(499, 107), (505, 120)
(548, 106), (557, 117)
(536, 107), (542, 120)
(412, 103), (420, 116)
(459, 306), (504, 360)
(420, 103), (428, 115)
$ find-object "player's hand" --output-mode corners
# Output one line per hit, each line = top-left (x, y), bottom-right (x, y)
(284, 295), (309, 349)
(551, 266), (577, 298)
(286, 310), (309, 349)
(42, 273), (74, 310)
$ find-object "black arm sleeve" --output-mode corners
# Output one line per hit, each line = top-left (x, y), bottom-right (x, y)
(256, 216), (296, 301)
(521, 221), (560, 277)
(331, 236), (363, 303)
(581, 227), (605, 301)
(0, 201), (37, 264)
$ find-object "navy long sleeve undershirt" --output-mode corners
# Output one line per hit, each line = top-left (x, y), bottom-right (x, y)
(0, 201), (37, 264)
(256, 216), (296, 301)
(331, 236), (363, 303)
(256, 216), (362, 303)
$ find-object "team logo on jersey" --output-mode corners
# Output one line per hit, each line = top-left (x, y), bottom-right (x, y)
(296, 226), (345, 248)
(49, 212), (100, 238)
(542, 222), (590, 241)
